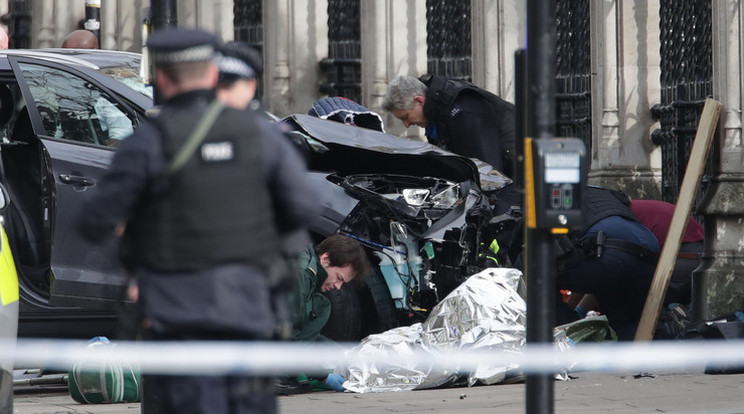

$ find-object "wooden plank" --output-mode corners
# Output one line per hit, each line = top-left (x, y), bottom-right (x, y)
(634, 97), (722, 342)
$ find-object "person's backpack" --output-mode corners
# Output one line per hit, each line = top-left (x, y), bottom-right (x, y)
(68, 337), (141, 404)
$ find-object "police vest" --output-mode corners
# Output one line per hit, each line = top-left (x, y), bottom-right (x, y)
(577, 186), (639, 234)
(419, 75), (515, 168)
(126, 102), (279, 271)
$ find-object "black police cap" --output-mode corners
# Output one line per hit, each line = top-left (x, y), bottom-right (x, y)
(217, 42), (263, 80)
(146, 28), (222, 64)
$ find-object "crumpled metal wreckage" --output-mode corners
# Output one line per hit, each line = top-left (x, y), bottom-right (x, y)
(341, 268), (572, 393)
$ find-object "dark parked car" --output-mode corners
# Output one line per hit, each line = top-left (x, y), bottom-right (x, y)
(0, 49), (151, 337)
(1, 49), (519, 341)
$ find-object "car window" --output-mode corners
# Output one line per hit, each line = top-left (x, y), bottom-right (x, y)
(18, 62), (136, 148)
(99, 67), (153, 100)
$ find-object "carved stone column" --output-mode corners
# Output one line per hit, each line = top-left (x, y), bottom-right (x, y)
(588, 0), (661, 199)
(470, 0), (525, 104)
(693, 0), (744, 320)
(360, 0), (427, 139)
(100, 0), (147, 52)
(264, 0), (328, 117)
(33, 0), (84, 48)
(176, 0), (233, 41)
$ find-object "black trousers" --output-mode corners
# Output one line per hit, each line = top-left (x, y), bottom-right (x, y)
(142, 373), (275, 414)
(665, 241), (703, 306)
(141, 331), (276, 414)
(557, 248), (656, 341)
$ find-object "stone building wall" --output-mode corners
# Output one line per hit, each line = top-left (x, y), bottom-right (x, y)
(18, 0), (741, 202)
(28, 0), (231, 51)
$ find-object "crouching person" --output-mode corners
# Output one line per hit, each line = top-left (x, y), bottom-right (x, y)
(629, 199), (704, 307)
(554, 186), (660, 340)
(278, 234), (369, 393)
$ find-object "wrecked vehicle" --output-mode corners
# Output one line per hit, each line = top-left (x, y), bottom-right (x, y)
(280, 114), (518, 341)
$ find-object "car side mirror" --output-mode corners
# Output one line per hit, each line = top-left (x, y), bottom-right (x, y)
(0, 183), (9, 213)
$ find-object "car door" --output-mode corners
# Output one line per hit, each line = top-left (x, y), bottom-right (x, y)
(8, 56), (144, 306)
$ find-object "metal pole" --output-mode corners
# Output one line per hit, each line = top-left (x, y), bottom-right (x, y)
(514, 49), (527, 189)
(150, 0), (178, 31)
(527, 0), (557, 139)
(148, 0), (178, 105)
(8, 0), (32, 49)
(84, 0), (101, 45)
(525, 0), (557, 413)
(524, 230), (556, 414)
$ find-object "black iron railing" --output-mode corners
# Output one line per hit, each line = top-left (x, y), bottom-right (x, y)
(233, 0), (264, 100)
(555, 0), (591, 153)
(319, 0), (362, 103)
(650, 0), (713, 204)
(233, 0), (263, 50)
(9, 0), (30, 49)
(425, 1), (471, 81)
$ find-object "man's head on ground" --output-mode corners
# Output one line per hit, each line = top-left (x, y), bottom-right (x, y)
(315, 234), (370, 292)
(382, 75), (429, 128)
(61, 29), (99, 49)
(146, 28), (221, 100)
(215, 41), (262, 109)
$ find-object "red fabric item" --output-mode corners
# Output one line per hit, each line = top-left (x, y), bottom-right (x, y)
(630, 199), (704, 248)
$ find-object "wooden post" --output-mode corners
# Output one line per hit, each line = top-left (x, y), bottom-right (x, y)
(634, 98), (722, 341)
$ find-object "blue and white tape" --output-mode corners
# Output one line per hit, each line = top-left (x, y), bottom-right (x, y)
(5, 338), (743, 376)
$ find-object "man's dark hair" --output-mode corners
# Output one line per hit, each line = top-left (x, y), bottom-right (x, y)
(315, 234), (370, 285)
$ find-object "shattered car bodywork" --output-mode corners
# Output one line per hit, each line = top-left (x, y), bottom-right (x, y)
(281, 115), (516, 336)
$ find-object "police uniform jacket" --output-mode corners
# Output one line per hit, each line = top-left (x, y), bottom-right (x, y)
(289, 246), (332, 342)
(77, 89), (319, 337)
(555, 186), (658, 263)
(420, 75), (516, 177)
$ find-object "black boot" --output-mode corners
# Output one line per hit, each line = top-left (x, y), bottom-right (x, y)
(274, 376), (312, 395)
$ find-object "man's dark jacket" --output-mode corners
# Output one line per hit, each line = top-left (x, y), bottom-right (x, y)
(420, 75), (516, 177)
(289, 246), (332, 342)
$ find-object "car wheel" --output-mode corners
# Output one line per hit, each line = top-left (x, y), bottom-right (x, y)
(358, 265), (398, 337)
(321, 284), (362, 342)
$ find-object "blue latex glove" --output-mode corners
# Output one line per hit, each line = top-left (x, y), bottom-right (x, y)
(325, 373), (346, 391)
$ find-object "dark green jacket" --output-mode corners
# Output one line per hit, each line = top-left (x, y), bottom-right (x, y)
(290, 246), (332, 342)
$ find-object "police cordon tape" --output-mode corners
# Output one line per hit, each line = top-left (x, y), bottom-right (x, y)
(5, 338), (744, 375)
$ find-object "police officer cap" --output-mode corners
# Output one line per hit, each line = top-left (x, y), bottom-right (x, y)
(217, 41), (263, 82)
(147, 28), (221, 65)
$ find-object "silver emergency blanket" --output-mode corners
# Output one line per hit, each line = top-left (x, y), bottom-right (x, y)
(342, 268), (571, 393)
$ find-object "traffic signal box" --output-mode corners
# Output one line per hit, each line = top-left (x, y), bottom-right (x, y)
(524, 138), (586, 233)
